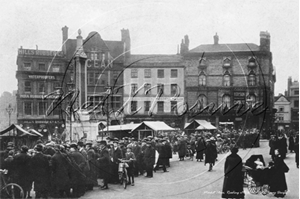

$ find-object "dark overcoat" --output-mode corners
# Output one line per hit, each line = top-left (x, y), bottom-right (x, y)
(204, 142), (217, 165)
(196, 139), (206, 159)
(51, 151), (71, 190)
(30, 152), (51, 192)
(159, 144), (169, 165)
(221, 153), (245, 198)
(165, 142), (173, 159)
(87, 148), (98, 185)
(269, 155), (289, 197)
(12, 152), (32, 191)
(178, 140), (187, 158)
(288, 136), (295, 151)
(144, 146), (155, 169)
(97, 147), (111, 179)
(68, 151), (87, 186)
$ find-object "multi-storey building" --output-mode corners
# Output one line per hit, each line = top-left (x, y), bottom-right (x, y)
(181, 31), (276, 130)
(286, 77), (299, 130)
(16, 48), (67, 137)
(63, 27), (127, 125)
(123, 55), (185, 129)
(274, 95), (291, 130)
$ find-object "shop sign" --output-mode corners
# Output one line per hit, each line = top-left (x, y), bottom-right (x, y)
(20, 94), (56, 99)
(28, 75), (55, 80)
(18, 49), (64, 57)
(21, 120), (63, 124)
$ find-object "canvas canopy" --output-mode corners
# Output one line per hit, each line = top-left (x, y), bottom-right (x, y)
(131, 121), (175, 132)
(102, 123), (140, 132)
(0, 124), (36, 137)
(185, 120), (216, 130)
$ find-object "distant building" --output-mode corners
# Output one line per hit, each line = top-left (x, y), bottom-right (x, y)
(123, 55), (185, 129)
(274, 95), (291, 130)
(285, 77), (299, 130)
(181, 32), (276, 130)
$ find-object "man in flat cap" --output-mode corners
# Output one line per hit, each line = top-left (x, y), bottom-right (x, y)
(97, 141), (110, 189)
(144, 141), (155, 178)
(205, 138), (218, 171)
(110, 139), (123, 184)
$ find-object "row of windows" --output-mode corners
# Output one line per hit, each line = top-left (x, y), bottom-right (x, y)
(130, 83), (178, 95)
(198, 74), (256, 86)
(131, 69), (178, 78)
(24, 81), (61, 93)
(87, 71), (120, 85)
(131, 101), (177, 113)
(23, 102), (60, 116)
(22, 62), (62, 72)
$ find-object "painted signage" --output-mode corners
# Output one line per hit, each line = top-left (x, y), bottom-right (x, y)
(18, 49), (64, 57)
(20, 94), (56, 99)
(28, 75), (55, 80)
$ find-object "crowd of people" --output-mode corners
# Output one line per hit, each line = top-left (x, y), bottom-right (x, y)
(0, 127), (297, 199)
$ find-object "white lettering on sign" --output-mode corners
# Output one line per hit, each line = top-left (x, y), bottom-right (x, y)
(28, 75), (55, 80)
(18, 49), (64, 57)
(20, 94), (56, 99)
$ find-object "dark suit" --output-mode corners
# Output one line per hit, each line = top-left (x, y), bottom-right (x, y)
(144, 146), (155, 177)
(31, 152), (51, 199)
(97, 147), (110, 187)
(86, 148), (98, 189)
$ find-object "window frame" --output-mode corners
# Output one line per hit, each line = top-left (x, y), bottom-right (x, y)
(171, 84), (178, 96)
(144, 83), (151, 95)
(23, 62), (32, 70)
(144, 101), (150, 112)
(157, 84), (164, 95)
(131, 69), (138, 78)
(171, 69), (178, 78)
(171, 101), (177, 113)
(131, 101), (137, 112)
(157, 69), (164, 78)
(157, 101), (164, 113)
(223, 74), (231, 86)
(38, 82), (46, 93)
(222, 95), (231, 108)
(24, 81), (32, 93)
(38, 101), (47, 115)
(199, 74), (206, 86)
(144, 69), (151, 78)
(24, 102), (33, 115)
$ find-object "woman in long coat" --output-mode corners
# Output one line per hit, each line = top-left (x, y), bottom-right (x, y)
(269, 150), (289, 198)
(221, 147), (244, 199)
(196, 137), (206, 162)
(288, 135), (295, 152)
(178, 138), (187, 161)
(205, 138), (218, 171)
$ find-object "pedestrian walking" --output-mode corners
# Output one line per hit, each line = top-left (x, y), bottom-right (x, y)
(269, 149), (289, 198)
(288, 135), (295, 153)
(294, 134), (299, 168)
(196, 137), (206, 162)
(205, 137), (218, 171)
(86, 142), (98, 190)
(221, 147), (245, 199)
(178, 137), (187, 161)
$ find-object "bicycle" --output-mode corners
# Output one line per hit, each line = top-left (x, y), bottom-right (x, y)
(118, 159), (131, 189)
(0, 169), (24, 199)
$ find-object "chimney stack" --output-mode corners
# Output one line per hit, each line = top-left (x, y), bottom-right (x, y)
(121, 29), (131, 58)
(214, 33), (219, 45)
(287, 76), (292, 96)
(62, 26), (68, 54)
(259, 31), (270, 51)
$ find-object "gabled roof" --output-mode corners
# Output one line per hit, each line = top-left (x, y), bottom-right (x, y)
(133, 121), (175, 132)
(0, 124), (36, 137)
(189, 43), (260, 53)
(275, 95), (290, 102)
(184, 120), (216, 130)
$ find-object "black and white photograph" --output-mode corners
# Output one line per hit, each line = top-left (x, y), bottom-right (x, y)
(0, 0), (298, 198)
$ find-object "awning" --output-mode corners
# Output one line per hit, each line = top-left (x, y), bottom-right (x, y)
(0, 124), (36, 137)
(131, 121), (175, 132)
(28, 129), (43, 137)
(195, 120), (216, 130)
(102, 123), (140, 132)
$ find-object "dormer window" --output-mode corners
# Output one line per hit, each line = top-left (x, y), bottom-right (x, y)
(248, 57), (257, 68)
(223, 57), (231, 68)
(198, 57), (207, 69)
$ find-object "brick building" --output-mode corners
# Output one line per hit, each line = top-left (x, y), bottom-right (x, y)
(181, 31), (276, 130)
(16, 48), (67, 138)
(274, 95), (291, 130)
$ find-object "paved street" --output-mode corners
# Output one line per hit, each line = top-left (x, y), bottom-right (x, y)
(82, 140), (299, 199)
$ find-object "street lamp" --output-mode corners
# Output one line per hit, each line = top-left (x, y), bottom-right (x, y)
(6, 104), (13, 137)
(104, 86), (112, 140)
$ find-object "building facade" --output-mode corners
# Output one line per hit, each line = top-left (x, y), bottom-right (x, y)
(274, 95), (291, 130)
(16, 48), (67, 138)
(123, 55), (185, 129)
(181, 32), (276, 130)
(286, 77), (299, 130)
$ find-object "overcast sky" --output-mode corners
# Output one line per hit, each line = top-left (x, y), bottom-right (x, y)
(0, 0), (298, 96)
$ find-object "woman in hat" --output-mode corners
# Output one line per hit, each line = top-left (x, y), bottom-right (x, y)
(221, 147), (244, 199)
(204, 138), (218, 171)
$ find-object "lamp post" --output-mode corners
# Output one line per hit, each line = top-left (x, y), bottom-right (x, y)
(104, 86), (112, 140)
(6, 104), (13, 138)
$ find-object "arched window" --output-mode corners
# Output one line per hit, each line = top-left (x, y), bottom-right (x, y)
(224, 74), (230, 86)
(198, 94), (207, 107)
(222, 95), (231, 108)
(199, 74), (206, 86)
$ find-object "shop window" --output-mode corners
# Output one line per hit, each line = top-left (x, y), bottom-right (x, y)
(38, 102), (47, 115)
